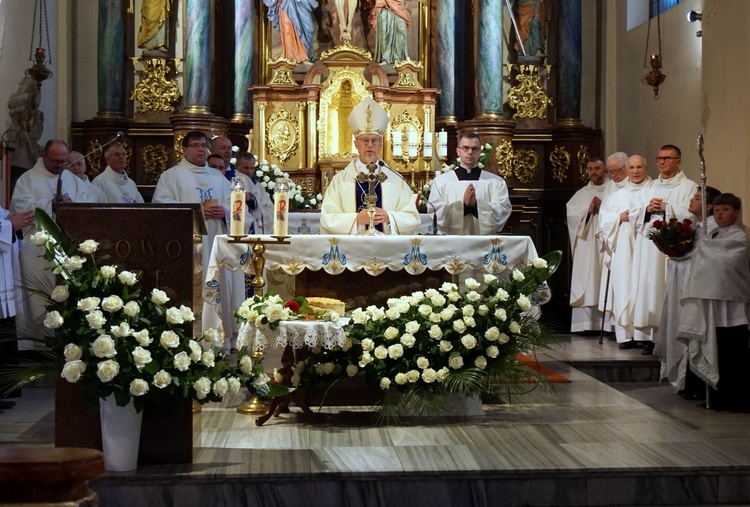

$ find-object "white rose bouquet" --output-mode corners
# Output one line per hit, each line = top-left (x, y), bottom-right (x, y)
(298, 250), (561, 420)
(254, 160), (322, 211)
(25, 210), (249, 413)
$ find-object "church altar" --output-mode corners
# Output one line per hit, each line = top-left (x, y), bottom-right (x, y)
(202, 234), (540, 334)
(289, 212), (436, 235)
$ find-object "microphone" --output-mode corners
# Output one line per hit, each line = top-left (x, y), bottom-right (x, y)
(378, 160), (407, 182)
(56, 131), (125, 203)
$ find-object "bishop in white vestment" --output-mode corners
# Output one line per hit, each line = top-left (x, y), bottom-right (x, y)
(92, 144), (145, 204)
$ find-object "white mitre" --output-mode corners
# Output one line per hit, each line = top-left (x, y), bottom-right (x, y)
(348, 96), (389, 138)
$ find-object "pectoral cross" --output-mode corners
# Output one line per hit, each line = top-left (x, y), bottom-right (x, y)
(355, 162), (388, 236)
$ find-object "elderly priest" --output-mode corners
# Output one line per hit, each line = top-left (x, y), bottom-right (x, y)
(320, 96), (419, 235)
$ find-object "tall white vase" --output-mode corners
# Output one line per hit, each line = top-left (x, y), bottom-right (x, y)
(99, 396), (143, 472)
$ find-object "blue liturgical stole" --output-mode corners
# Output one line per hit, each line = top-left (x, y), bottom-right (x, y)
(355, 180), (383, 232)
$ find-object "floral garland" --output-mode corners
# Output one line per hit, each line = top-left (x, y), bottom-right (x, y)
(254, 160), (323, 211)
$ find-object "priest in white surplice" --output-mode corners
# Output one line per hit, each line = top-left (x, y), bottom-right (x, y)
(629, 145), (698, 353)
(597, 154), (652, 345)
(92, 144), (145, 204)
(566, 157), (615, 333)
(320, 96), (419, 235)
(67, 151), (105, 203)
(10, 140), (96, 346)
(428, 133), (511, 235)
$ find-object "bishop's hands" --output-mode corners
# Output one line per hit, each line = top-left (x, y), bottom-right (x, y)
(647, 198), (666, 213)
(588, 196), (602, 215)
(357, 207), (390, 225)
(463, 184), (477, 207)
(9, 210), (34, 231)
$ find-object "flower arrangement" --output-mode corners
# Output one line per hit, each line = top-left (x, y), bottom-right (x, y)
(646, 217), (695, 257)
(26, 210), (259, 413)
(297, 251), (561, 421)
(235, 293), (341, 331)
(254, 160), (323, 211)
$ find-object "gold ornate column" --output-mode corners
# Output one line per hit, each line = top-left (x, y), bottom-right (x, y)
(257, 101), (267, 162)
(307, 99), (317, 167)
(296, 101), (307, 169)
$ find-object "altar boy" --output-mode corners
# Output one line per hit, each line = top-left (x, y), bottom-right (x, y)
(679, 193), (750, 411)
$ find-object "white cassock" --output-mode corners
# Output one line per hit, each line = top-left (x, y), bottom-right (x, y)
(0, 207), (21, 320)
(233, 173), (273, 234)
(597, 178), (652, 343)
(596, 179), (629, 323)
(10, 159), (95, 347)
(92, 166), (145, 204)
(630, 171), (697, 341)
(566, 179), (614, 332)
(428, 168), (512, 235)
(320, 159), (419, 235)
(77, 177), (106, 203)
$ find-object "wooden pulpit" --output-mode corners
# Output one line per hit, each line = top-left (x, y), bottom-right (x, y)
(52, 203), (206, 466)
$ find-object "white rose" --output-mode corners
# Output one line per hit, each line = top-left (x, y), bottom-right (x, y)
(461, 334), (477, 350)
(359, 351), (373, 367)
(360, 338), (375, 352)
(212, 378), (229, 397)
(509, 321), (521, 334)
(166, 307), (184, 324)
(466, 291), (481, 302)
(436, 367), (450, 382)
(532, 258), (548, 269)
(405, 320), (420, 334)
(189, 340), (202, 362)
(180, 305), (195, 322)
(462, 305), (475, 317)
(494, 308), (507, 321)
(129, 379), (149, 396)
(160, 330), (180, 348)
(328, 311), (340, 322)
(463, 316), (476, 328)
(77, 297), (100, 312)
(475, 356), (488, 369)
(239, 355), (254, 375)
(440, 307), (455, 321)
(421, 368), (437, 383)
(380, 377), (391, 390)
(465, 278), (481, 290)
(92, 335), (117, 358)
(369, 307), (386, 321)
(110, 322), (131, 338)
(253, 372), (270, 387)
(193, 377), (212, 400)
(174, 351), (192, 371)
(43, 311), (64, 329)
(448, 291), (461, 302)
(64, 343), (82, 361)
(152, 369), (173, 389)
(428, 324), (443, 340)
(384, 327), (399, 340)
(96, 359), (120, 382)
(517, 295), (531, 311)
(86, 310), (107, 330)
(406, 370), (420, 383)
(486, 345), (499, 358)
(61, 360), (86, 383)
(274, 368), (284, 382)
(201, 349), (216, 368)
(118, 271), (138, 286)
(425, 288), (439, 298)
(430, 293), (446, 307)
(63, 256), (86, 271)
(51, 285), (69, 302)
(387, 344), (404, 359)
(101, 295), (124, 313)
(29, 230), (50, 246)
(133, 329), (152, 346)
(485, 326), (501, 341)
(264, 304), (286, 323)
(385, 308), (401, 320)
(151, 289), (170, 305)
(346, 364), (358, 377)
(78, 239), (99, 255)
(123, 301), (140, 317)
(429, 313), (442, 323)
(351, 308), (368, 325)
(394, 373), (408, 385)
(100, 265), (117, 279)
(228, 377), (241, 393)
(453, 320), (467, 333)
(512, 269), (525, 282)
(483, 274), (497, 285)
(374, 345), (388, 360)
(202, 328), (223, 345)
(496, 289), (509, 302)
(417, 305), (432, 318)
(400, 333), (416, 348)
(440, 282), (458, 293)
(322, 362), (334, 375)
(439, 340), (453, 353)
(498, 332), (510, 344)
(448, 355), (464, 369)
(416, 356), (430, 369)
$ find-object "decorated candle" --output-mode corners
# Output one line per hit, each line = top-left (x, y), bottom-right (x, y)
(230, 177), (245, 236)
(438, 130), (448, 158)
(273, 178), (289, 237)
(392, 131), (402, 157)
(423, 131), (433, 158)
(408, 130), (418, 158)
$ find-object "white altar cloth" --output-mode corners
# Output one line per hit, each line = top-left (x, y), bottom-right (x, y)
(238, 318), (349, 352)
(290, 212), (436, 235)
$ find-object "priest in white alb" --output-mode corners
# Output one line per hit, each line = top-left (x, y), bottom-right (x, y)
(428, 132), (511, 235)
(320, 96), (419, 235)
(92, 144), (145, 204)
(566, 157), (614, 333)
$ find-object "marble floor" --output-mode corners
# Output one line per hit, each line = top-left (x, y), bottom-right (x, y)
(2, 335), (750, 507)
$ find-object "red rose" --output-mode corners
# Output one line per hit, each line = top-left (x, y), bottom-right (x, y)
(653, 220), (662, 229)
(284, 300), (301, 313)
(683, 218), (692, 226)
(669, 217), (679, 225)
(682, 223), (692, 234)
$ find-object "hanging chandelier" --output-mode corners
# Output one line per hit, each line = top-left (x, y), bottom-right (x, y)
(25, 0), (54, 90)
(641, 0), (666, 99)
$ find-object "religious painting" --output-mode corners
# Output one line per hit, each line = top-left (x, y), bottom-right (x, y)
(259, 0), (429, 84)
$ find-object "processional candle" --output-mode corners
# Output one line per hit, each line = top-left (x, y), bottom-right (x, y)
(230, 177), (245, 236)
(423, 132), (433, 158)
(438, 131), (448, 158)
(392, 131), (403, 157)
(274, 178), (289, 237)
(408, 130), (418, 158)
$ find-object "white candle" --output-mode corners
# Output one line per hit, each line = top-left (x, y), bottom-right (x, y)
(273, 182), (289, 237)
(408, 130), (418, 158)
(438, 131), (448, 158)
(230, 178), (245, 236)
(392, 131), (402, 157)
(423, 131), (433, 158)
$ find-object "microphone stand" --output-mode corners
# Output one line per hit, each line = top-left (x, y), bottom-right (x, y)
(426, 200), (439, 235)
(55, 131), (123, 203)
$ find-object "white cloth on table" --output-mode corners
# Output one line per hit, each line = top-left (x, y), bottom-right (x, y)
(92, 166), (145, 204)
(320, 159), (419, 235)
(237, 319), (349, 352)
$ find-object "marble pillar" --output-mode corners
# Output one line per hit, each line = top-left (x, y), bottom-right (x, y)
(233, 0), (254, 123)
(558, 0), (582, 122)
(97, 0), (125, 117)
(475, 0), (503, 117)
(436, 0), (456, 121)
(184, 0), (211, 113)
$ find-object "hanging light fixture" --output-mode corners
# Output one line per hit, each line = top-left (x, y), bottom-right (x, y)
(641, 0), (666, 99)
(25, 0), (53, 90)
